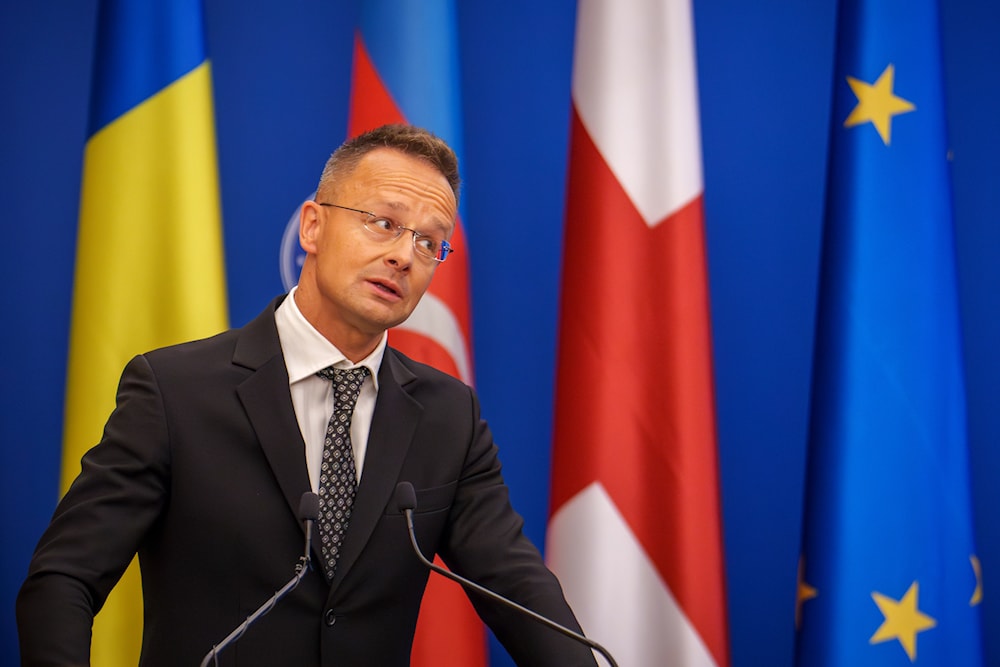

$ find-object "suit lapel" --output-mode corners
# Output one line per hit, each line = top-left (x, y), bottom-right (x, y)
(233, 297), (312, 532)
(331, 349), (421, 589)
(230, 303), (424, 589)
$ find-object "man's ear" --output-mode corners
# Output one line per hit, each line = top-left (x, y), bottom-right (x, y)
(299, 201), (322, 253)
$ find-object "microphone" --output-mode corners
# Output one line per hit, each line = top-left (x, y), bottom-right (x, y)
(394, 482), (619, 667)
(199, 491), (320, 667)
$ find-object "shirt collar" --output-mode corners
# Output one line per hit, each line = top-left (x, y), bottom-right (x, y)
(275, 286), (385, 389)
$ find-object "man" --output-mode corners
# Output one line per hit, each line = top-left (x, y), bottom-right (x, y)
(18, 124), (597, 666)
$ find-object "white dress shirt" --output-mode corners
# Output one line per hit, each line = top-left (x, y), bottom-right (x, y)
(273, 287), (386, 492)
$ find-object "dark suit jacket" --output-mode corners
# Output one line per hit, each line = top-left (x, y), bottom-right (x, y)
(17, 296), (596, 666)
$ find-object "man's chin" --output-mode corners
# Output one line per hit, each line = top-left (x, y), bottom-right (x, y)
(355, 293), (424, 333)
(373, 307), (418, 333)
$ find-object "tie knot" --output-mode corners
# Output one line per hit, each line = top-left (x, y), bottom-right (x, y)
(316, 366), (370, 412)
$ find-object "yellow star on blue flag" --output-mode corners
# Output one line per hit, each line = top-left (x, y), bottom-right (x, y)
(843, 64), (915, 145)
(870, 582), (936, 662)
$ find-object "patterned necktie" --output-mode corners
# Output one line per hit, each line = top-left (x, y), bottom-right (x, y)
(314, 365), (369, 581)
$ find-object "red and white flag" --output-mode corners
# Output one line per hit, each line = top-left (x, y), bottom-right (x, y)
(547, 1), (730, 665)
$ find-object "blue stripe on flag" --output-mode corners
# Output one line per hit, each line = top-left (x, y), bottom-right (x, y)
(358, 0), (463, 158)
(89, 0), (207, 135)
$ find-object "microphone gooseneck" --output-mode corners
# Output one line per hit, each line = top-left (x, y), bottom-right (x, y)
(393, 482), (619, 667)
(295, 491), (320, 573)
(199, 491), (320, 667)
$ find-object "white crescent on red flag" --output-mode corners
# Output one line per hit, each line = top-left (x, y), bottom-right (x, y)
(548, 1), (730, 665)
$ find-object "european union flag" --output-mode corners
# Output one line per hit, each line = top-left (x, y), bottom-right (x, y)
(795, 0), (983, 665)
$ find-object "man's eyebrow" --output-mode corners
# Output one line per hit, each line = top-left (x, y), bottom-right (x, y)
(378, 200), (452, 235)
(381, 200), (409, 212)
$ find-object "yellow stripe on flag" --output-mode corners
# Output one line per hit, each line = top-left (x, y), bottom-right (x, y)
(61, 61), (228, 666)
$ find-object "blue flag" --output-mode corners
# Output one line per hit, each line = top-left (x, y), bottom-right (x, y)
(795, 0), (983, 665)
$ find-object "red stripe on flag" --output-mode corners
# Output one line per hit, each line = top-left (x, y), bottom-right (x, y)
(410, 557), (487, 666)
(348, 33), (406, 133)
(551, 109), (729, 666)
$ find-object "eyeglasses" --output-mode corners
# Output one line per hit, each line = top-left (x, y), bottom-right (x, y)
(317, 202), (454, 263)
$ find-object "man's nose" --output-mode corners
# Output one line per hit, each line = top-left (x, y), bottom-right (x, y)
(384, 231), (416, 268)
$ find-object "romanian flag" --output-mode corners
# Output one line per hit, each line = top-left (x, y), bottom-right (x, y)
(795, 0), (983, 664)
(547, 0), (730, 665)
(62, 0), (227, 663)
(348, 1), (483, 665)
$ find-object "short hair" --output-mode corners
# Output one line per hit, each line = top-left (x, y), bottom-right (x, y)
(316, 124), (461, 206)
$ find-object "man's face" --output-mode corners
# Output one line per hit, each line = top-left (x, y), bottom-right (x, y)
(298, 148), (457, 346)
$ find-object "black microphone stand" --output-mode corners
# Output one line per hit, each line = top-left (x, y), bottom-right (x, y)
(396, 482), (619, 667)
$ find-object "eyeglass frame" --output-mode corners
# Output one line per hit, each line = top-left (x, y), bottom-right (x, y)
(316, 202), (454, 263)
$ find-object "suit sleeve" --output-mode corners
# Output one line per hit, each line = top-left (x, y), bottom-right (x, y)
(16, 354), (171, 665)
(438, 385), (598, 667)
